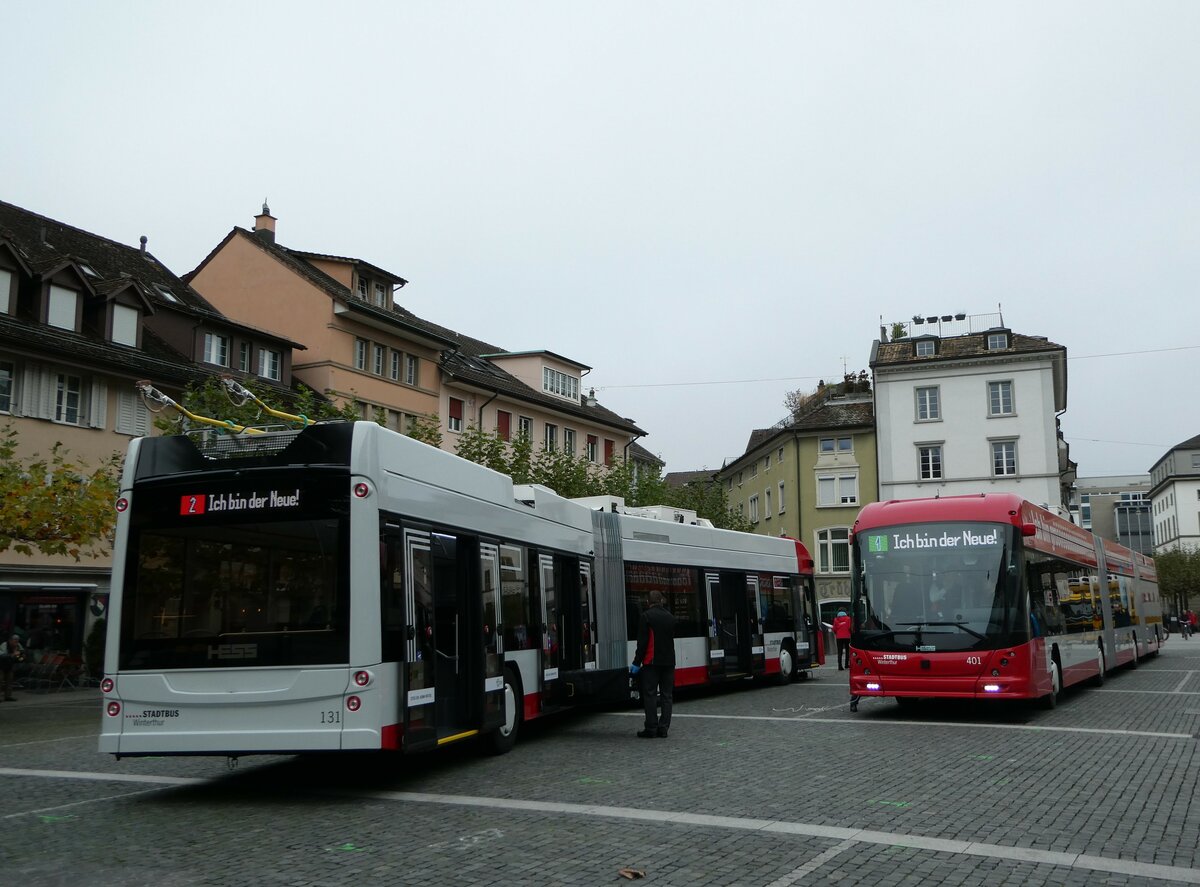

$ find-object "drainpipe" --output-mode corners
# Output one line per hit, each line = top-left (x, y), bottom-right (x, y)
(477, 390), (498, 427)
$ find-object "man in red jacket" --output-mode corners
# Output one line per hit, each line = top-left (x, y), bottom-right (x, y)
(630, 590), (677, 738)
(833, 609), (852, 671)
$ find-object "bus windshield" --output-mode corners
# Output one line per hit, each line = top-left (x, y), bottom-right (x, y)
(119, 478), (350, 670)
(854, 521), (1020, 652)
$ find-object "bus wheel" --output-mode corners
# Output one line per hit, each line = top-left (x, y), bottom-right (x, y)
(485, 669), (522, 756)
(1040, 662), (1060, 710)
(1092, 650), (1106, 687)
(777, 647), (795, 685)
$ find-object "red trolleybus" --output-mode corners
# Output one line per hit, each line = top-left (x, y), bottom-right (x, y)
(848, 494), (1161, 709)
(100, 419), (817, 759)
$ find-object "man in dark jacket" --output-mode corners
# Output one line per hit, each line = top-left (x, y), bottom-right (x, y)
(630, 590), (676, 738)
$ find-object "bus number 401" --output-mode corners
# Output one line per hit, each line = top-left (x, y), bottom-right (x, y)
(966, 656), (982, 666)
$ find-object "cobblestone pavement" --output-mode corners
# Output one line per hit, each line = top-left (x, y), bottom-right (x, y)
(3, 644), (1200, 885)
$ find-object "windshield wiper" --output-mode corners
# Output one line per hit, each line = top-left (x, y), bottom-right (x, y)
(900, 620), (987, 641)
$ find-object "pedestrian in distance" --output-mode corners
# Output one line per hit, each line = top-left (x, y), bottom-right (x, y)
(833, 608), (852, 671)
(630, 589), (676, 739)
(1189, 610), (1198, 639)
(0, 632), (26, 701)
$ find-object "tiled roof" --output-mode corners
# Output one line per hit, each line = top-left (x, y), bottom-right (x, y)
(873, 331), (1064, 368)
(0, 199), (215, 316)
(628, 440), (663, 466)
(197, 229), (643, 435)
(664, 469), (717, 488)
(729, 397), (876, 466)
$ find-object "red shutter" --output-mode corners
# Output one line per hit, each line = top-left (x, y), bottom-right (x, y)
(497, 410), (511, 440)
(604, 439), (615, 466)
(449, 398), (463, 420)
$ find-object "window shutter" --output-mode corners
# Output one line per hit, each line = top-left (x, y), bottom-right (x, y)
(497, 410), (511, 440)
(117, 388), (149, 435)
(17, 362), (39, 417)
(89, 378), (108, 429)
(448, 398), (463, 421)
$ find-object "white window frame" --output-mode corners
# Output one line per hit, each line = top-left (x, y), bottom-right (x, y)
(764, 488), (772, 519)
(239, 341), (251, 372)
(991, 440), (1018, 477)
(390, 350), (401, 381)
(55, 372), (84, 425)
(518, 416), (533, 439)
(354, 339), (368, 371)
(988, 380), (1014, 416)
(816, 527), (851, 575)
(915, 385), (940, 421)
(203, 332), (230, 367)
(357, 277), (368, 299)
(405, 355), (419, 386)
(0, 359), (12, 413)
(258, 348), (281, 381)
(374, 282), (387, 307)
(778, 481), (786, 512)
(919, 444), (944, 480)
(372, 344), (385, 376)
(0, 268), (11, 314)
(563, 428), (576, 456)
(544, 423), (558, 452)
(448, 397), (464, 433)
(915, 339), (936, 357)
(542, 367), (579, 401)
(749, 495), (760, 523)
(987, 332), (1008, 350)
(817, 474), (859, 506)
(586, 435), (598, 463)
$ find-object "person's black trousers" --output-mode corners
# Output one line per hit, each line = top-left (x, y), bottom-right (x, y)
(837, 638), (850, 670)
(640, 664), (674, 730)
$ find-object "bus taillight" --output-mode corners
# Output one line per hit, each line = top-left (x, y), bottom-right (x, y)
(101, 678), (115, 693)
(353, 670), (371, 687)
(346, 696), (362, 712)
(106, 701), (121, 717)
(353, 482), (370, 498)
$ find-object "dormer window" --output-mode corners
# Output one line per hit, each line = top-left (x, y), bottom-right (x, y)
(78, 262), (98, 278)
(987, 331), (1010, 350)
(542, 366), (579, 401)
(357, 277), (368, 299)
(111, 304), (139, 346)
(48, 285), (79, 331)
(153, 284), (179, 303)
(914, 338), (937, 357)
(374, 282), (387, 307)
(258, 348), (281, 381)
(203, 332), (230, 366)
(0, 268), (12, 314)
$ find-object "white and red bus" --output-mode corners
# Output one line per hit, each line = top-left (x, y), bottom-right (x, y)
(848, 494), (1161, 709)
(100, 420), (819, 758)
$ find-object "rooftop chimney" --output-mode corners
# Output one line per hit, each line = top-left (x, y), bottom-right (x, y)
(254, 200), (276, 244)
(139, 235), (148, 253)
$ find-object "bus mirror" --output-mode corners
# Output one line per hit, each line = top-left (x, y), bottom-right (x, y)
(1021, 523), (1037, 537)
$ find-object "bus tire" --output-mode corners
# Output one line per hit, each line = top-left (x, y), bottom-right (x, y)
(484, 668), (523, 756)
(1040, 661), (1060, 710)
(1092, 649), (1106, 687)
(777, 646), (795, 684)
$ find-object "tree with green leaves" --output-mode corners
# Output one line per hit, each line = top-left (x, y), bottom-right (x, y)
(150, 377), (359, 434)
(1155, 546), (1200, 615)
(0, 424), (120, 559)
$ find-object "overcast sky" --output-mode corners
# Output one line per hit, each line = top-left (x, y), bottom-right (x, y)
(4, 3), (1198, 477)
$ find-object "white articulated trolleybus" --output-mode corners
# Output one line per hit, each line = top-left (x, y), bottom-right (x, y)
(101, 413), (819, 759)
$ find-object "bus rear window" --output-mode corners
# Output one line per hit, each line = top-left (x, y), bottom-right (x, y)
(119, 518), (348, 669)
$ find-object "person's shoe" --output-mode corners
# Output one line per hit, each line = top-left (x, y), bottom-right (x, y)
(637, 729), (658, 738)
(838, 666), (844, 671)
(656, 726), (669, 738)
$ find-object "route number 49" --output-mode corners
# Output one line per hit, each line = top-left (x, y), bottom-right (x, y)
(966, 656), (982, 666)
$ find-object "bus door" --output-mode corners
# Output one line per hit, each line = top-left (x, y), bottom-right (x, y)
(478, 543), (505, 734)
(715, 572), (753, 677)
(401, 529), (437, 752)
(746, 574), (766, 675)
(429, 531), (481, 744)
(578, 563), (598, 673)
(536, 553), (562, 707)
(705, 572), (725, 679)
(552, 554), (583, 695)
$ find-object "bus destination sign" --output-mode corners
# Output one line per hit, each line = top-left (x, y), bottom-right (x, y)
(867, 528), (1001, 552)
(180, 489), (302, 516)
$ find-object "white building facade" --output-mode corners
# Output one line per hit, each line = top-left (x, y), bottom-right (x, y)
(1149, 434), (1200, 553)
(870, 319), (1071, 512)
